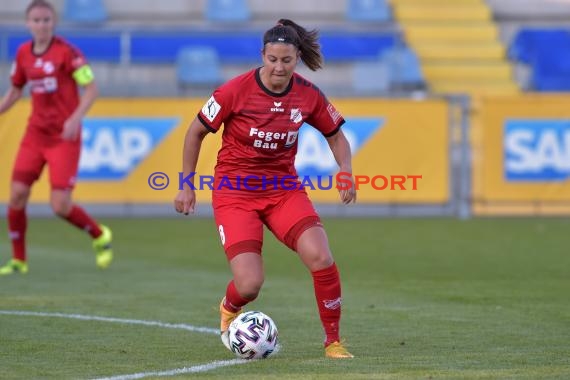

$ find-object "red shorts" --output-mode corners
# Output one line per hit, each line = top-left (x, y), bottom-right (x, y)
(12, 132), (80, 190)
(212, 189), (322, 260)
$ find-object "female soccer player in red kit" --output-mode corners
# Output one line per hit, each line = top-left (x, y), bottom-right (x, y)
(174, 19), (356, 358)
(0, 0), (113, 275)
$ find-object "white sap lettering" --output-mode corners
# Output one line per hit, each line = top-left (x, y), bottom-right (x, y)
(296, 129), (331, 170)
(536, 130), (570, 170)
(120, 129), (152, 168)
(295, 128), (357, 171)
(505, 130), (536, 172)
(80, 127), (152, 172)
(506, 129), (570, 172)
(79, 128), (95, 170)
(85, 128), (121, 170)
(565, 131), (570, 167)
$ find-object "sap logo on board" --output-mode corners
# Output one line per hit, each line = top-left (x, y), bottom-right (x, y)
(504, 119), (570, 181)
(295, 118), (384, 177)
(79, 118), (179, 180)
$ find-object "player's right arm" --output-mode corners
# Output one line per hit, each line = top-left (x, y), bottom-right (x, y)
(174, 117), (211, 215)
(0, 86), (23, 115)
(2, 47), (27, 115)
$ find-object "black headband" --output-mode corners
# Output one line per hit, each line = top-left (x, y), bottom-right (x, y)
(263, 26), (299, 47)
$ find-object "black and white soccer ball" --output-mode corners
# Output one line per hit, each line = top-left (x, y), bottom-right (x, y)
(227, 311), (279, 359)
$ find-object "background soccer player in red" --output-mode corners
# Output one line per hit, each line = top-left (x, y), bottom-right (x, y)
(0, 0), (113, 275)
(174, 19), (356, 358)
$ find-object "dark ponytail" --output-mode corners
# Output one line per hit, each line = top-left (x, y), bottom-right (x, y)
(263, 19), (323, 71)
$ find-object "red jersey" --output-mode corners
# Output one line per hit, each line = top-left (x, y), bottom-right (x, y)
(11, 36), (87, 136)
(198, 68), (345, 194)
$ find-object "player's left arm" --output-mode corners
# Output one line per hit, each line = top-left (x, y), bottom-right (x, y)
(62, 64), (99, 141)
(326, 130), (356, 204)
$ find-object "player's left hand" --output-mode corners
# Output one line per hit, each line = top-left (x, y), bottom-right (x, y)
(174, 187), (196, 215)
(62, 115), (81, 141)
(338, 174), (357, 204)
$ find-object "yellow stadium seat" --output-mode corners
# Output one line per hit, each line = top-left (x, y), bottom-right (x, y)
(391, 0), (519, 97)
(415, 42), (505, 61)
(431, 80), (519, 96)
(404, 25), (498, 43)
(390, 0), (483, 4)
(394, 5), (491, 22)
(423, 63), (513, 81)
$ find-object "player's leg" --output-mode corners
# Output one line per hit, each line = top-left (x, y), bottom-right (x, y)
(296, 227), (353, 358)
(0, 182), (33, 276)
(0, 138), (44, 276)
(219, 252), (264, 349)
(266, 189), (353, 358)
(47, 141), (112, 268)
(213, 194), (265, 349)
(49, 189), (113, 268)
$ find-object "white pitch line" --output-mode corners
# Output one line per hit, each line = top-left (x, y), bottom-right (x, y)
(92, 359), (248, 380)
(0, 310), (250, 378)
(0, 310), (218, 334)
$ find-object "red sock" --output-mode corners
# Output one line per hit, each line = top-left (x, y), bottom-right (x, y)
(63, 205), (102, 238)
(312, 262), (342, 346)
(223, 280), (255, 312)
(8, 208), (27, 261)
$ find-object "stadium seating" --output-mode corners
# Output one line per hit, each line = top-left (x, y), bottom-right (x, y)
(175, 46), (224, 88)
(391, 0), (518, 96)
(6, 31), (122, 63)
(347, 0), (391, 22)
(0, 1), (403, 96)
(351, 60), (390, 93)
(63, 0), (108, 24)
(2, 29), (397, 65)
(205, 0), (251, 22)
(130, 30), (395, 64)
(381, 45), (425, 90)
(509, 29), (570, 64)
(509, 28), (570, 91)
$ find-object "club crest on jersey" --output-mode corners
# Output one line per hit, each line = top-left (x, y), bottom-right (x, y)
(271, 101), (284, 112)
(43, 61), (55, 74)
(290, 108), (302, 123)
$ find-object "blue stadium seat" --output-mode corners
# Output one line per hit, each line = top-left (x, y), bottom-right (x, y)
(381, 46), (425, 90)
(63, 0), (108, 24)
(509, 28), (570, 91)
(205, 0), (251, 22)
(532, 49), (570, 91)
(509, 29), (570, 64)
(352, 61), (390, 93)
(176, 46), (223, 88)
(347, 0), (391, 22)
(128, 31), (396, 64)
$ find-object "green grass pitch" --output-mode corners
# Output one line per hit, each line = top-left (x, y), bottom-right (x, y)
(0, 217), (569, 379)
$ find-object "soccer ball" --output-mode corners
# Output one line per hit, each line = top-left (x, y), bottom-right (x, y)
(227, 310), (279, 359)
